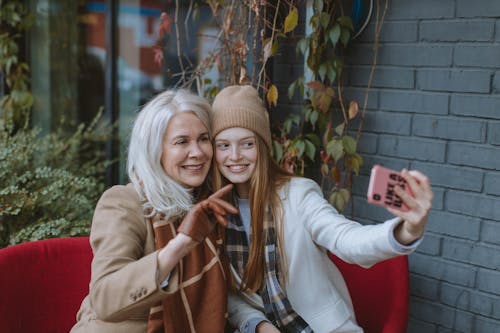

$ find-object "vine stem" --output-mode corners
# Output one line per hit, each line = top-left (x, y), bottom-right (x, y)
(356, 0), (388, 142)
(257, 0), (280, 90)
(174, 0), (186, 84)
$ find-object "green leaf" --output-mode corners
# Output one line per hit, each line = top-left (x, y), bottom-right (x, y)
(328, 25), (341, 46)
(337, 16), (354, 31)
(327, 63), (337, 83)
(340, 28), (351, 47)
(320, 12), (330, 28)
(342, 135), (357, 154)
(272, 140), (283, 162)
(288, 81), (296, 100)
(304, 139), (316, 161)
(296, 38), (308, 55)
(310, 110), (319, 127)
(335, 123), (345, 136)
(284, 7), (299, 33)
(318, 63), (327, 82)
(292, 139), (306, 158)
(326, 139), (344, 162)
(305, 133), (321, 146)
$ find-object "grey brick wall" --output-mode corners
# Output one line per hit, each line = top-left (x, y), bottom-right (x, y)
(272, 1), (500, 332)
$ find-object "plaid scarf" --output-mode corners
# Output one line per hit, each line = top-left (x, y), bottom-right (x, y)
(147, 211), (227, 333)
(226, 208), (314, 333)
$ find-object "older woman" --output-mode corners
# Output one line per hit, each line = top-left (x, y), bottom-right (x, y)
(71, 89), (237, 333)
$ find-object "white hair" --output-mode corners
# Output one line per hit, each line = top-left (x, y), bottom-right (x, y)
(127, 89), (212, 218)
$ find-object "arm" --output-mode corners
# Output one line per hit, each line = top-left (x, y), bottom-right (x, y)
(90, 184), (237, 321)
(295, 178), (418, 267)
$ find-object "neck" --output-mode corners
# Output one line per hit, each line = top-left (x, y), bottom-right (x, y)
(236, 182), (250, 199)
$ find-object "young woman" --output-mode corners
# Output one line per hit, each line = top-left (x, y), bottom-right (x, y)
(210, 85), (433, 333)
(71, 89), (238, 333)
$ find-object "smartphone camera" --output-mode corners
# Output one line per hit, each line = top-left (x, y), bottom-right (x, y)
(372, 193), (381, 201)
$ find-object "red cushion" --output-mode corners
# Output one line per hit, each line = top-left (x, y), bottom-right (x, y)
(329, 253), (409, 333)
(0, 237), (92, 333)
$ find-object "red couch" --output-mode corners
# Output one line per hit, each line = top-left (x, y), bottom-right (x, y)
(0, 237), (92, 333)
(0, 237), (408, 333)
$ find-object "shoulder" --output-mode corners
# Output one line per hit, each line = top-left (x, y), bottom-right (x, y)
(97, 183), (142, 212)
(279, 177), (322, 202)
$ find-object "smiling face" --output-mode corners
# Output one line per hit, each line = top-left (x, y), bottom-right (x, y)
(214, 127), (258, 198)
(161, 112), (213, 188)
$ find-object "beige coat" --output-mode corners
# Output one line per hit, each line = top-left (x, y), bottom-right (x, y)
(71, 184), (181, 333)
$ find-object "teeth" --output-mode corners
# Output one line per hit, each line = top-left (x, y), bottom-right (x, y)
(228, 165), (246, 171)
(184, 164), (203, 170)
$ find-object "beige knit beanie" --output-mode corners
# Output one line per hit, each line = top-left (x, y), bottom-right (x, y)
(211, 85), (272, 150)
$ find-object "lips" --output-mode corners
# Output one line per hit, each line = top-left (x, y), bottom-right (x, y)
(226, 164), (249, 173)
(182, 163), (205, 171)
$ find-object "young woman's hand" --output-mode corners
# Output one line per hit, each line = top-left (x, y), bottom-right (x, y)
(389, 169), (433, 245)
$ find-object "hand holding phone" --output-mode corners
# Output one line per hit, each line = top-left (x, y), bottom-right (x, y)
(367, 165), (414, 211)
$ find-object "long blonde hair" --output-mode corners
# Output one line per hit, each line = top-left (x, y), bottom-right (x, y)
(214, 135), (292, 292)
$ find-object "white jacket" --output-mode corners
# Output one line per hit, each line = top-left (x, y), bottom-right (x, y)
(228, 177), (418, 333)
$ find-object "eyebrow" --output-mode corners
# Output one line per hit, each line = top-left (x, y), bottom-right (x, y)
(170, 131), (209, 141)
(215, 136), (255, 142)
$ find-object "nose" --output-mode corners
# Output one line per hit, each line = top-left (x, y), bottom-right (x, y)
(188, 142), (203, 158)
(229, 145), (241, 160)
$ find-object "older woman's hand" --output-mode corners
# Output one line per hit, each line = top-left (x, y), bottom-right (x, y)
(389, 169), (433, 245)
(178, 184), (238, 242)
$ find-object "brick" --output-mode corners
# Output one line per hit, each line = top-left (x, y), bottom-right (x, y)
(451, 95), (500, 119)
(425, 210), (481, 241)
(454, 45), (500, 68)
(416, 232), (441, 256)
(442, 238), (500, 269)
(478, 268), (500, 296)
(380, 90), (449, 114)
(413, 115), (486, 143)
(493, 71), (500, 93)
(378, 135), (446, 162)
(389, 0), (455, 19)
(457, 0), (500, 18)
(475, 316), (500, 333)
(417, 69), (492, 93)
(470, 291), (500, 318)
(410, 298), (455, 328)
(485, 172), (500, 196)
(488, 122), (500, 146)
(411, 161), (484, 191)
(481, 220), (500, 246)
(357, 132), (378, 154)
(448, 142), (500, 170)
(420, 20), (495, 42)
(410, 274), (439, 300)
(408, 318), (437, 333)
(347, 66), (415, 89)
(409, 253), (476, 287)
(440, 283), (471, 312)
(430, 187), (444, 210)
(272, 63), (303, 84)
(362, 111), (411, 135)
(358, 21), (418, 43)
(447, 190), (500, 220)
(378, 44), (453, 67)
(497, 20), (500, 42)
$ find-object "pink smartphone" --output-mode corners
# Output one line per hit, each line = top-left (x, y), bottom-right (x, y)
(367, 165), (413, 211)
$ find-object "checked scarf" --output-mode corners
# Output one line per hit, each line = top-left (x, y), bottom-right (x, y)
(226, 208), (314, 333)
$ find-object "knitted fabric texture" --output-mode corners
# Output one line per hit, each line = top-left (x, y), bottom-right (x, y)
(211, 85), (272, 150)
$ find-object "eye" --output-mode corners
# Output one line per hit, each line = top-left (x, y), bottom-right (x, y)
(242, 140), (255, 148)
(200, 134), (210, 142)
(174, 139), (187, 145)
(216, 142), (230, 150)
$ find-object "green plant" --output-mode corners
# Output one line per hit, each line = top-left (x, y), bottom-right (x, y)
(0, 111), (112, 247)
(158, 0), (387, 213)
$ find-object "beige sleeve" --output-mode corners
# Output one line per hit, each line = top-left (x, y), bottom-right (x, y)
(88, 185), (179, 322)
